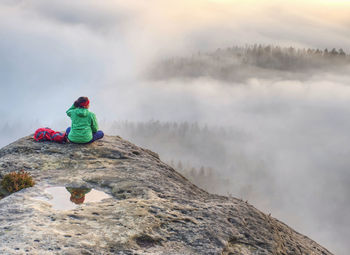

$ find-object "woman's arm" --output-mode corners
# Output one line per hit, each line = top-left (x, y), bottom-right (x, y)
(91, 113), (99, 133)
(66, 104), (76, 117)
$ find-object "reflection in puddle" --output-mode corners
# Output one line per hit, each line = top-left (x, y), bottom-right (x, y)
(66, 187), (92, 204)
(40, 186), (111, 210)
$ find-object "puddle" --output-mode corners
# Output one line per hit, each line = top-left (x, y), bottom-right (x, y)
(37, 186), (111, 210)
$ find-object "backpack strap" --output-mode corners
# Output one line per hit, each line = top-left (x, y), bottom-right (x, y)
(51, 132), (65, 143)
(42, 131), (48, 140)
(35, 131), (44, 141)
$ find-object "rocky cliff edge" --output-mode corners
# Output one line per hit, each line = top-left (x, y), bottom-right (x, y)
(0, 135), (333, 255)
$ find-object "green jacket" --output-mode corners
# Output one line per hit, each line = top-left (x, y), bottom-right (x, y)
(66, 105), (99, 143)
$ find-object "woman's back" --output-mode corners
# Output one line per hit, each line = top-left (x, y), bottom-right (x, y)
(66, 97), (100, 144)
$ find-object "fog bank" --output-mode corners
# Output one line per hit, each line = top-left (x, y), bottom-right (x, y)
(1, 1), (350, 254)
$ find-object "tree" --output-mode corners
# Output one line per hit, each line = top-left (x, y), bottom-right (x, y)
(339, 48), (346, 57)
(177, 161), (183, 170)
(330, 48), (338, 56)
(324, 48), (329, 57)
(199, 166), (205, 177)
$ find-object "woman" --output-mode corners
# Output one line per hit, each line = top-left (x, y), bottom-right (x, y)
(65, 97), (104, 144)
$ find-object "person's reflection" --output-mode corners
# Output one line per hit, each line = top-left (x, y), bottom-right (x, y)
(65, 187), (91, 204)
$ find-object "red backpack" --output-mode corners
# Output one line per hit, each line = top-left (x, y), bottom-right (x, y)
(33, 128), (67, 143)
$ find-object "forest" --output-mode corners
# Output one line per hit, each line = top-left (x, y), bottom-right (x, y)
(107, 120), (271, 199)
(148, 45), (350, 82)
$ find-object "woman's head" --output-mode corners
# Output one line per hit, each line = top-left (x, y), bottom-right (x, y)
(74, 97), (90, 108)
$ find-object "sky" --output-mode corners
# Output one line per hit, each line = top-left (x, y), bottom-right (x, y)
(1, 1), (350, 254)
(1, 0), (350, 125)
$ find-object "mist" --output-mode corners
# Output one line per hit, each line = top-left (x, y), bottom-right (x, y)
(103, 71), (350, 254)
(1, 1), (350, 254)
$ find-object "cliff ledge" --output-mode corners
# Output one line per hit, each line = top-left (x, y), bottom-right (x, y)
(0, 136), (332, 255)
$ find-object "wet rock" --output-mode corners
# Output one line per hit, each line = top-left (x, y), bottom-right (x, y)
(0, 135), (333, 254)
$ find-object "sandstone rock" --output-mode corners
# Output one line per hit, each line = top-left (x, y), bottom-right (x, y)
(0, 136), (333, 254)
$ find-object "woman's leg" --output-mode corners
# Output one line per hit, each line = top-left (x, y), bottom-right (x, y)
(65, 127), (71, 142)
(88, 130), (104, 143)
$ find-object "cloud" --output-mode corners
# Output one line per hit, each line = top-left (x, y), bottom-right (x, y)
(26, 0), (130, 34)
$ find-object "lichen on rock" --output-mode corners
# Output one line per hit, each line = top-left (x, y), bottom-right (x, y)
(0, 135), (333, 254)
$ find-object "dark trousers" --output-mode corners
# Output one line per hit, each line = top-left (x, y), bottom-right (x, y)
(66, 127), (104, 144)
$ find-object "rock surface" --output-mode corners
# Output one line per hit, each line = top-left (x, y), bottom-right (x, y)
(0, 135), (333, 255)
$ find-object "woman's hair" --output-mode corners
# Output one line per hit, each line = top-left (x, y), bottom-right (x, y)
(74, 96), (90, 108)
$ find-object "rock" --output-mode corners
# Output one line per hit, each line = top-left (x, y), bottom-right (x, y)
(0, 135), (333, 254)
